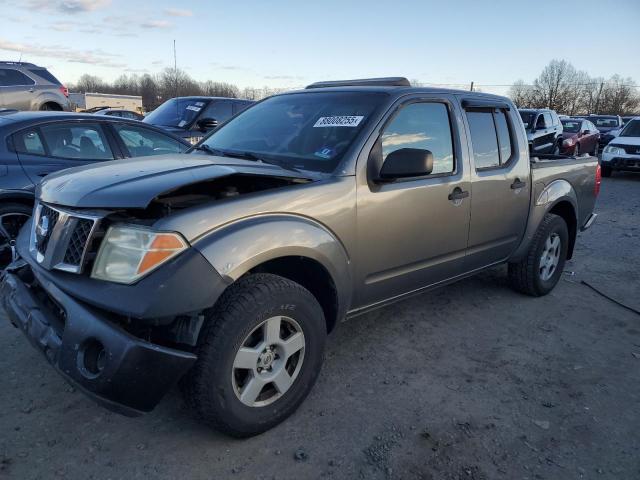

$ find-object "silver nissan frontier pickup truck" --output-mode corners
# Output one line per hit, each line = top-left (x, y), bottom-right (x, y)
(1, 78), (600, 437)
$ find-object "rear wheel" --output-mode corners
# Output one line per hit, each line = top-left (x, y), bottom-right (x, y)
(0, 203), (31, 268)
(508, 213), (569, 297)
(183, 273), (326, 437)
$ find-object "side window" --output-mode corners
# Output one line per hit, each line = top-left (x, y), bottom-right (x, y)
(466, 108), (513, 169)
(0, 68), (35, 86)
(466, 111), (500, 169)
(202, 101), (233, 122)
(13, 129), (46, 156)
(40, 123), (114, 161)
(535, 114), (545, 129)
(543, 112), (553, 127)
(381, 102), (455, 175)
(115, 124), (188, 157)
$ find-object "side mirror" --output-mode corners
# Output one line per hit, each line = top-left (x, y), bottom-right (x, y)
(378, 148), (433, 180)
(197, 117), (219, 131)
(581, 130), (589, 136)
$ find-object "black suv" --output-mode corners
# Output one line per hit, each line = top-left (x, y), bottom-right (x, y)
(519, 109), (564, 155)
(143, 96), (254, 145)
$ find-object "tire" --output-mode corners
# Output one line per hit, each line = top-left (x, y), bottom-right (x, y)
(552, 144), (560, 155)
(183, 273), (326, 437)
(508, 213), (569, 297)
(601, 165), (612, 177)
(39, 103), (61, 111)
(0, 203), (32, 268)
(574, 144), (580, 156)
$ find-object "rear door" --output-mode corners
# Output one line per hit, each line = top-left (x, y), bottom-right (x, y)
(462, 102), (531, 270)
(0, 68), (36, 110)
(355, 94), (471, 307)
(12, 121), (117, 183)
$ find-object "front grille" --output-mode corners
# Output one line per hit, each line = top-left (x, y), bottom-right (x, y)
(37, 205), (60, 256)
(31, 202), (101, 274)
(616, 144), (640, 155)
(63, 219), (94, 266)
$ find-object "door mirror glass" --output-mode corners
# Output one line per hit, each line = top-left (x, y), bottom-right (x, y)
(197, 117), (218, 131)
(379, 148), (433, 180)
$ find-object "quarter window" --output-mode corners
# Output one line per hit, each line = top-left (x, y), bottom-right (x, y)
(466, 109), (513, 169)
(381, 102), (455, 175)
(13, 129), (46, 156)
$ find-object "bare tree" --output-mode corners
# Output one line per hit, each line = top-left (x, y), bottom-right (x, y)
(508, 80), (535, 108)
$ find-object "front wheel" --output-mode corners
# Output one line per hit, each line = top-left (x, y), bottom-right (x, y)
(0, 203), (32, 268)
(508, 213), (569, 297)
(183, 273), (326, 437)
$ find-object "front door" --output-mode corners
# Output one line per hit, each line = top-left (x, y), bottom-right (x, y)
(355, 96), (471, 308)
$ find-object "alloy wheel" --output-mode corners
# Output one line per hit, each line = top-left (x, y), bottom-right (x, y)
(539, 233), (561, 281)
(232, 316), (305, 407)
(0, 213), (30, 267)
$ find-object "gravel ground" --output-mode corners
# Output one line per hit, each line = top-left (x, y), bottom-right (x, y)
(1, 174), (639, 480)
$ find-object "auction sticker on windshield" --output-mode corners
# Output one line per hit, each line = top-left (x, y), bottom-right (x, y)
(313, 116), (364, 127)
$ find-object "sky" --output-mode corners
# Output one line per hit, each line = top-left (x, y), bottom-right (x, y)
(1, 0), (639, 95)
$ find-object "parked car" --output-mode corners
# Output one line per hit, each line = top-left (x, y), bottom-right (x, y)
(584, 115), (624, 152)
(144, 96), (254, 145)
(560, 118), (600, 156)
(0, 62), (70, 111)
(601, 117), (640, 176)
(1, 78), (600, 437)
(621, 115), (638, 125)
(518, 108), (564, 154)
(93, 108), (144, 120)
(0, 111), (190, 265)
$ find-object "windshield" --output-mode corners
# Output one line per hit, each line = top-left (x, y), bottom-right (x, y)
(620, 119), (640, 137)
(590, 116), (620, 128)
(197, 91), (387, 173)
(561, 120), (581, 133)
(519, 111), (535, 129)
(144, 98), (210, 129)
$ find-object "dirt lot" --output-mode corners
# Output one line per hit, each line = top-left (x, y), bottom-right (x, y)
(1, 174), (639, 480)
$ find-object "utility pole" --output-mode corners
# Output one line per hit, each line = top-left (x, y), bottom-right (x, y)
(594, 82), (604, 114)
(470, 81), (474, 92)
(173, 40), (178, 104)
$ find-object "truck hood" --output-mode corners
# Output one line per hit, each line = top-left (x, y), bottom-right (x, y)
(37, 154), (316, 209)
(611, 137), (640, 146)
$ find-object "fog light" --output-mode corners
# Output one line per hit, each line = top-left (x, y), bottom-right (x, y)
(78, 339), (106, 378)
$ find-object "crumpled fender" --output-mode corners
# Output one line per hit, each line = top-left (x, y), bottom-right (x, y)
(192, 213), (352, 321)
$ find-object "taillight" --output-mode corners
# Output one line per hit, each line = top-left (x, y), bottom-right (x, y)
(594, 163), (601, 196)
(59, 85), (69, 98)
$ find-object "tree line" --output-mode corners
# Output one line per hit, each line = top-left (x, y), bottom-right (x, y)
(69, 68), (289, 111)
(508, 60), (639, 115)
(70, 61), (640, 116)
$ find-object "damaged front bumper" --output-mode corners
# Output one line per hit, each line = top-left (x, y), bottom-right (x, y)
(1, 264), (197, 415)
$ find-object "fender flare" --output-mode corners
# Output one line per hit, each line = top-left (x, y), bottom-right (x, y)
(192, 213), (353, 320)
(509, 179), (578, 262)
(0, 189), (35, 203)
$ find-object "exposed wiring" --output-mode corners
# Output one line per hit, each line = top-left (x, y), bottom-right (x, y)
(580, 280), (640, 317)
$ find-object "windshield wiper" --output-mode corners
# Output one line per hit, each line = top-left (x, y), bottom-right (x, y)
(191, 144), (223, 156)
(219, 150), (305, 174)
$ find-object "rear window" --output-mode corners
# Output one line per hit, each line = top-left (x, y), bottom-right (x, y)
(28, 69), (61, 85)
(466, 108), (514, 169)
(591, 117), (620, 128)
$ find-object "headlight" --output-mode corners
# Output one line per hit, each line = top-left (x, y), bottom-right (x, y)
(186, 136), (203, 145)
(562, 138), (575, 147)
(603, 145), (625, 155)
(91, 226), (188, 284)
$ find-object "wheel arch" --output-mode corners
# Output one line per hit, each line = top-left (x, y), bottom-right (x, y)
(510, 179), (578, 262)
(193, 214), (353, 333)
(0, 191), (36, 209)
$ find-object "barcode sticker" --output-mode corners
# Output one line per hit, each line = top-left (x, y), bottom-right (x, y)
(313, 116), (364, 128)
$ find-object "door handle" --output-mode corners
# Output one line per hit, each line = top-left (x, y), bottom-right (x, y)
(510, 178), (527, 190)
(448, 187), (469, 201)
